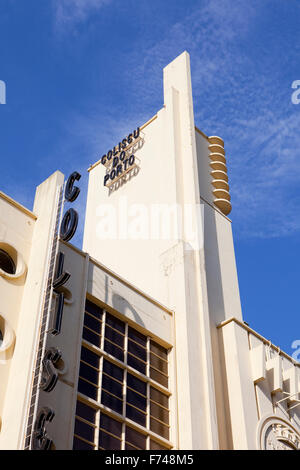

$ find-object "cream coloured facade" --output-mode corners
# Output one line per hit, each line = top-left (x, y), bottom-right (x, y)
(0, 52), (299, 450)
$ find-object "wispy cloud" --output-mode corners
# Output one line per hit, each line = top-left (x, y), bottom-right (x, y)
(51, 0), (300, 239)
(53, 0), (110, 29)
(118, 0), (300, 238)
(46, 109), (147, 249)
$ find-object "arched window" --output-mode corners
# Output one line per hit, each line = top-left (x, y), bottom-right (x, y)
(0, 248), (16, 275)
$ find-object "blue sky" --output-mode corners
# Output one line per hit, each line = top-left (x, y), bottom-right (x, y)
(0, 0), (299, 357)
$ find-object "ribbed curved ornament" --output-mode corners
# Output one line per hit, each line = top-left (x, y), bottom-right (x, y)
(208, 135), (232, 216)
(209, 161), (227, 172)
(214, 198), (232, 215)
(208, 136), (224, 146)
(209, 152), (226, 163)
(211, 179), (229, 191)
(212, 188), (231, 201)
(210, 169), (228, 182)
(208, 144), (225, 156)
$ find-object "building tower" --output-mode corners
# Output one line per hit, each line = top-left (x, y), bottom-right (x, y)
(0, 52), (299, 450)
(83, 51), (243, 449)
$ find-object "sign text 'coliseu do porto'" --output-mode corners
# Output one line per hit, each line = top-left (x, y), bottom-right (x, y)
(101, 127), (140, 186)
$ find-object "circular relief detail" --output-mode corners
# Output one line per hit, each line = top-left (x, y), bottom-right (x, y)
(0, 314), (16, 363)
(257, 415), (300, 450)
(0, 242), (27, 280)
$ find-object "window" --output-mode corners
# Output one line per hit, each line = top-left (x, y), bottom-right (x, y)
(0, 249), (16, 275)
(73, 299), (172, 450)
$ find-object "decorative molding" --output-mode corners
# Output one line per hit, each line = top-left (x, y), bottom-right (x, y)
(208, 136), (232, 216)
(0, 241), (27, 280)
(0, 314), (16, 363)
(0, 191), (37, 220)
(257, 415), (300, 450)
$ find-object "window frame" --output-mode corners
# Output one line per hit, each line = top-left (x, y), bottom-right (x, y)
(73, 302), (173, 450)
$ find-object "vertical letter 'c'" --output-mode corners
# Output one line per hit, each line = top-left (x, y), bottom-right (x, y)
(65, 171), (81, 202)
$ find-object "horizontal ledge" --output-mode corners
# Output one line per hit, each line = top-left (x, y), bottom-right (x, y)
(195, 126), (209, 140)
(211, 170), (228, 182)
(213, 198), (232, 215)
(211, 179), (229, 191)
(199, 195), (232, 222)
(209, 161), (227, 171)
(0, 191), (37, 220)
(208, 144), (225, 156)
(88, 114), (157, 172)
(212, 189), (231, 201)
(209, 152), (226, 164)
(217, 317), (300, 366)
(208, 135), (224, 146)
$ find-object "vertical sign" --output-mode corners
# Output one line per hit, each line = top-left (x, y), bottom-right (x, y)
(25, 171), (81, 450)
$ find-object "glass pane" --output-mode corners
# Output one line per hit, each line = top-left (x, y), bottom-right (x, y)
(100, 413), (122, 438)
(73, 436), (94, 450)
(128, 354), (146, 375)
(150, 417), (169, 440)
(106, 313), (125, 333)
(84, 313), (101, 333)
(105, 325), (124, 347)
(128, 340), (147, 362)
(103, 359), (124, 382)
(126, 404), (146, 427)
(75, 401), (96, 424)
(102, 374), (123, 399)
(80, 346), (100, 368)
(150, 439), (169, 450)
(150, 387), (169, 408)
(128, 327), (147, 347)
(150, 367), (168, 388)
(78, 378), (98, 400)
(127, 373), (147, 396)
(82, 327), (101, 347)
(125, 426), (147, 450)
(101, 391), (123, 414)
(0, 249), (16, 274)
(150, 341), (168, 360)
(104, 339), (124, 361)
(74, 418), (95, 443)
(150, 402), (169, 425)
(79, 362), (98, 385)
(99, 430), (121, 450)
(150, 352), (168, 375)
(85, 300), (103, 319)
(127, 388), (147, 412)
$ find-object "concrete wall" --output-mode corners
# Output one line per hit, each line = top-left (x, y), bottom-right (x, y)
(0, 193), (36, 435)
(218, 318), (300, 449)
(83, 51), (220, 449)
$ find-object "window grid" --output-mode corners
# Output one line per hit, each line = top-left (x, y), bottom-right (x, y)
(73, 301), (172, 450)
(75, 397), (171, 451)
(98, 310), (105, 403)
(146, 336), (151, 437)
(122, 323), (128, 450)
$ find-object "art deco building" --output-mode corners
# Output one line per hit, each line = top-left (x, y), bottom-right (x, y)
(0, 52), (299, 451)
